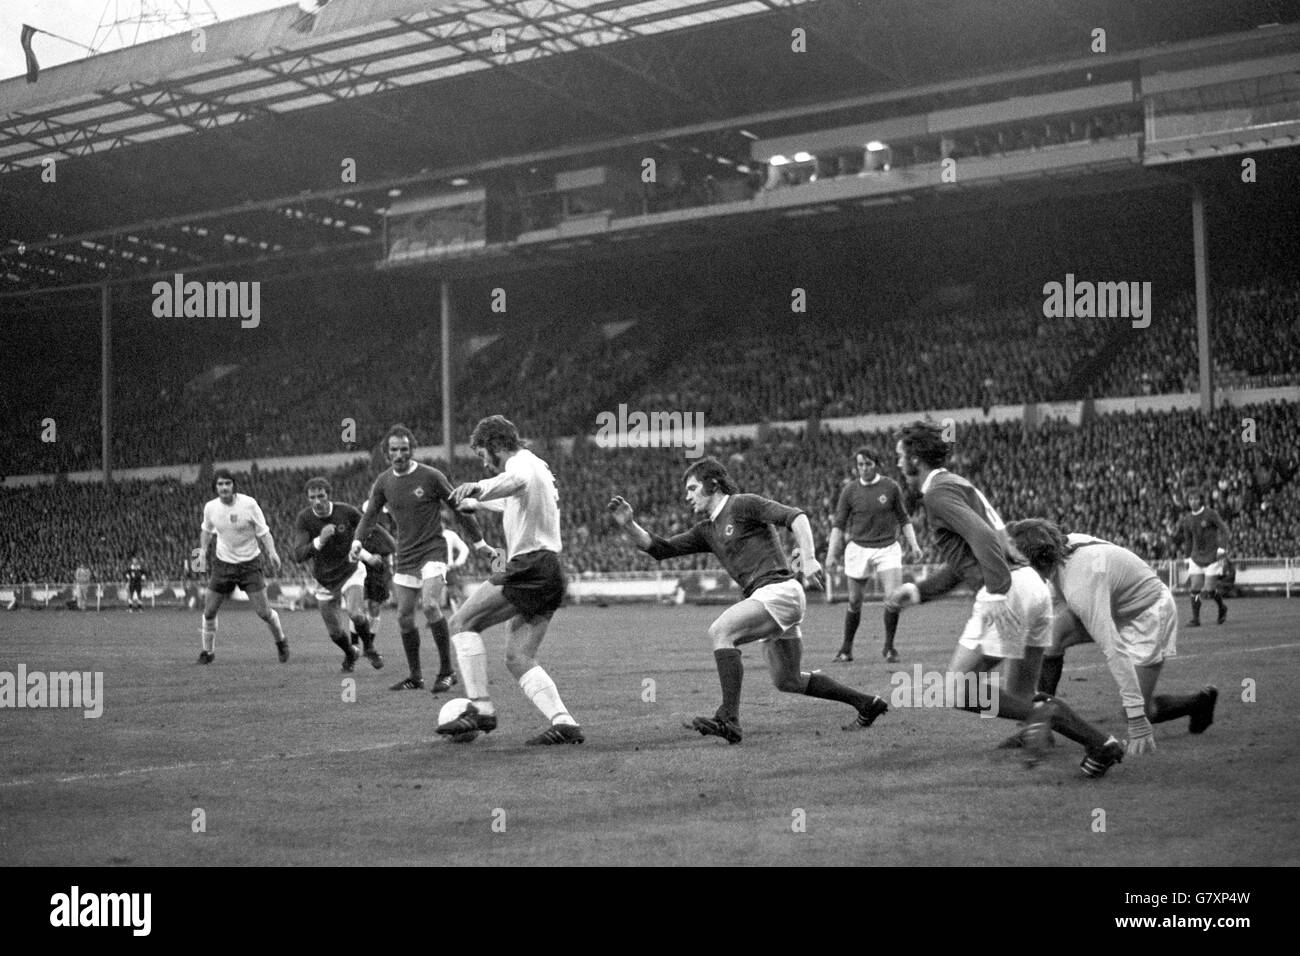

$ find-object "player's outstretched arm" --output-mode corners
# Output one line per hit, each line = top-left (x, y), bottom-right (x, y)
(789, 514), (824, 588)
(607, 496), (654, 550)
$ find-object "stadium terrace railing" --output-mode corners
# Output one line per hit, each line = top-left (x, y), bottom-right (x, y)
(4, 560), (1297, 610)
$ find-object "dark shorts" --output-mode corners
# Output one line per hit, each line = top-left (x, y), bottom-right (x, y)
(208, 558), (265, 595)
(490, 550), (566, 619)
(364, 564), (391, 603)
(128, 582), (143, 596)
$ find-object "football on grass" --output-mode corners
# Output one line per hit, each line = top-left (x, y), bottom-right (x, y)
(438, 697), (480, 743)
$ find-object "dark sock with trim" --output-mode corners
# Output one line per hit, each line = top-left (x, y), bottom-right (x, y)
(400, 628), (421, 679)
(330, 631), (353, 657)
(1151, 693), (1198, 723)
(430, 618), (452, 677)
(804, 672), (871, 709)
(1212, 591), (1225, 611)
(1038, 655), (1064, 696)
(842, 608), (861, 651)
(883, 606), (900, 651)
(714, 648), (743, 722)
(354, 618), (374, 651)
(1191, 594), (1202, 620)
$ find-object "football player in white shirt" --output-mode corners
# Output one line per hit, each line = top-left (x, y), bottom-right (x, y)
(438, 415), (584, 746)
(192, 470), (288, 664)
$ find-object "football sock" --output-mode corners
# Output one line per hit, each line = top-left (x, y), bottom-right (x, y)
(1212, 591), (1225, 612)
(451, 631), (492, 714)
(201, 617), (216, 653)
(429, 617), (452, 677)
(1038, 655), (1064, 696)
(354, 618), (374, 651)
(883, 605), (900, 650)
(400, 628), (421, 679)
(1151, 693), (1198, 723)
(842, 608), (861, 650)
(519, 665), (577, 726)
(991, 692), (1104, 748)
(714, 648), (743, 722)
(266, 609), (285, 642)
(804, 671), (871, 709)
(329, 630), (352, 655)
(1191, 594), (1202, 620)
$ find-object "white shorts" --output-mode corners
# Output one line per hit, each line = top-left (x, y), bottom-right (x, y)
(1117, 588), (1178, 667)
(1187, 558), (1224, 578)
(844, 541), (903, 579)
(958, 566), (1053, 660)
(392, 561), (448, 591)
(748, 578), (807, 636)
(314, 563), (367, 603)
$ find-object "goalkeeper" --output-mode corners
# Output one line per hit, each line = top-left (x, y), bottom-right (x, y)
(1007, 518), (1218, 757)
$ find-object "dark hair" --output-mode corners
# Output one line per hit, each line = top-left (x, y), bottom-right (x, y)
(304, 476), (331, 495)
(470, 415), (522, 455)
(853, 446), (881, 466)
(385, 424), (416, 448)
(213, 468), (237, 491)
(1006, 518), (1069, 576)
(683, 456), (739, 496)
(897, 420), (951, 469)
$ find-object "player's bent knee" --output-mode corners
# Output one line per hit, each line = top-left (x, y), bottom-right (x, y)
(706, 621), (736, 650)
(772, 672), (804, 693)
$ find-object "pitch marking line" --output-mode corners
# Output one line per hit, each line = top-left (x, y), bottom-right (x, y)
(1066, 641), (1299, 674)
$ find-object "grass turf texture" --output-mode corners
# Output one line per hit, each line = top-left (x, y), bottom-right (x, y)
(1, 599), (1296, 866)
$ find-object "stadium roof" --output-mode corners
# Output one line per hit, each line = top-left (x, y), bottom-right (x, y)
(2, 0), (1297, 305)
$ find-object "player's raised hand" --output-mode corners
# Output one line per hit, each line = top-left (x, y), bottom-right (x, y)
(450, 482), (480, 506)
(607, 496), (634, 526)
(1126, 715), (1157, 755)
(319, 523), (336, 542)
(347, 540), (363, 562)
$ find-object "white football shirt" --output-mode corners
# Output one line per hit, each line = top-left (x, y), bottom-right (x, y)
(201, 493), (269, 563)
(474, 448), (562, 560)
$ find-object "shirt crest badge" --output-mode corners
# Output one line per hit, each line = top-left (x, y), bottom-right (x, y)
(724, 523), (734, 537)
(878, 495), (887, 504)
(414, 487), (425, 498)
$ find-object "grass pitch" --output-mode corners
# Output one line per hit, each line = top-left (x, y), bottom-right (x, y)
(1, 597), (1296, 866)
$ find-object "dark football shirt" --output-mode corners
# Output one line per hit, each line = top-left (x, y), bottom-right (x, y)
(355, 464), (482, 576)
(917, 470), (1016, 599)
(643, 493), (804, 597)
(832, 475), (909, 547)
(294, 502), (363, 590)
(126, 566), (147, 588)
(1176, 508), (1228, 566)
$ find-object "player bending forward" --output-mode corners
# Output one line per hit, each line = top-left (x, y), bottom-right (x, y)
(609, 456), (889, 745)
(437, 415), (585, 745)
(193, 470), (288, 664)
(1007, 519), (1218, 753)
(293, 477), (391, 672)
(884, 422), (1124, 777)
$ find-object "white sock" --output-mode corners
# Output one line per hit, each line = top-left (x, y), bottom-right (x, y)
(452, 631), (493, 715)
(519, 665), (576, 726)
(266, 609), (285, 642)
(201, 617), (216, 653)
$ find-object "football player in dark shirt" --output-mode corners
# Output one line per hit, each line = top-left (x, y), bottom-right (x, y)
(125, 556), (147, 613)
(825, 446), (920, 663)
(294, 477), (391, 672)
(1174, 488), (1230, 626)
(351, 425), (490, 692)
(608, 457), (888, 745)
(885, 421), (1124, 778)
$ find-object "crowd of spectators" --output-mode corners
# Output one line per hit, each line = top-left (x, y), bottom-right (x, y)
(3, 277), (1297, 476)
(4, 401), (1296, 584)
